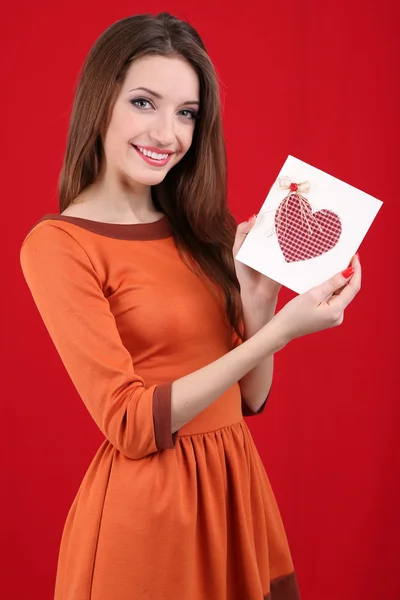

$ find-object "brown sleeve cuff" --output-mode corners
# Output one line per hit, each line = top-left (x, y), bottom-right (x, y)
(241, 389), (270, 417)
(152, 383), (178, 451)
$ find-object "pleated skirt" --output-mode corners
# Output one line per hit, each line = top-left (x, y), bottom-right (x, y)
(54, 419), (300, 599)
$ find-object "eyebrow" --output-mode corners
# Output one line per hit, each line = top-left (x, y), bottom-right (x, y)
(128, 87), (200, 106)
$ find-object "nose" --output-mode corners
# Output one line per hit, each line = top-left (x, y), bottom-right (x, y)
(149, 113), (176, 148)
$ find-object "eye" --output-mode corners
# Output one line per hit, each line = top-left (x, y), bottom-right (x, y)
(130, 97), (154, 110)
(179, 109), (198, 121)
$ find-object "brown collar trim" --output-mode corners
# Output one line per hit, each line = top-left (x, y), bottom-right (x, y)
(38, 214), (173, 241)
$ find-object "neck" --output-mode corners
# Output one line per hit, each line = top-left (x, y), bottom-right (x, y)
(84, 172), (160, 223)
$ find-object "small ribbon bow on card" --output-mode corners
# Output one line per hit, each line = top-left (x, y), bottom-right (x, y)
(277, 176), (311, 195)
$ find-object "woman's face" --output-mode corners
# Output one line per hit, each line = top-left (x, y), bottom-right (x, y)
(102, 54), (200, 187)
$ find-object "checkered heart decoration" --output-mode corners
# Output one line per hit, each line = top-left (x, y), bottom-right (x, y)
(274, 178), (342, 262)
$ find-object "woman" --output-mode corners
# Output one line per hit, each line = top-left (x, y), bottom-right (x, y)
(20, 12), (361, 600)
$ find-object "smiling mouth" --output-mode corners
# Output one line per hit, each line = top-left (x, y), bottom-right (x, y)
(131, 144), (174, 167)
(138, 146), (170, 159)
(134, 145), (174, 159)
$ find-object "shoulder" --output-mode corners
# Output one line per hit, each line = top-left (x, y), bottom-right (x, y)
(19, 217), (101, 296)
(20, 218), (92, 279)
(21, 216), (81, 250)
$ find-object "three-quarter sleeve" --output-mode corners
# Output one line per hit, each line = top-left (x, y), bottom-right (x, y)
(20, 223), (176, 459)
(232, 327), (270, 417)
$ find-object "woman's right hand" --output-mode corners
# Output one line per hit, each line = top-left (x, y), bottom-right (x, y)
(272, 254), (362, 346)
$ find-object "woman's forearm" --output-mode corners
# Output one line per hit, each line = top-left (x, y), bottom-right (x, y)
(171, 310), (284, 433)
(237, 295), (277, 413)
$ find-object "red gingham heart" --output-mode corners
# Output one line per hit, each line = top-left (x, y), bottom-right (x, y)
(275, 193), (342, 262)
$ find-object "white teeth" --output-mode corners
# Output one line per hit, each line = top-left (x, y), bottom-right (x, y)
(136, 146), (169, 160)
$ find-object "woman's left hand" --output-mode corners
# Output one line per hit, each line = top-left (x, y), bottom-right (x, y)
(233, 215), (282, 301)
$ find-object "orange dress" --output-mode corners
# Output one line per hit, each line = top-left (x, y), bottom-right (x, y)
(20, 214), (300, 600)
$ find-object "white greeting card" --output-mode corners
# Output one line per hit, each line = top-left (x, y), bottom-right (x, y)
(235, 155), (383, 294)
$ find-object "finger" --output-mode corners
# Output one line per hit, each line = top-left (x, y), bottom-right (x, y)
(332, 254), (359, 296)
(233, 216), (257, 255)
(328, 255), (362, 309)
(311, 268), (355, 304)
(311, 252), (362, 303)
(332, 284), (346, 297)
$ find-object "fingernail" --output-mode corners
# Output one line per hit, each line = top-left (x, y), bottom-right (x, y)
(342, 267), (354, 278)
(246, 214), (256, 222)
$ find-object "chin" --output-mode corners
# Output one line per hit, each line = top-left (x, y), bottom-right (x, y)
(133, 171), (170, 186)
(128, 162), (178, 186)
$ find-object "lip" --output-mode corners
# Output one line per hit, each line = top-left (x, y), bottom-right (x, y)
(132, 144), (174, 168)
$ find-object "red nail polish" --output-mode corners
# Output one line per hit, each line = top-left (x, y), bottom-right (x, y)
(246, 214), (256, 222)
(342, 267), (354, 278)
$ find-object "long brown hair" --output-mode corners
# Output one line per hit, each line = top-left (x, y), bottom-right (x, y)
(59, 12), (244, 341)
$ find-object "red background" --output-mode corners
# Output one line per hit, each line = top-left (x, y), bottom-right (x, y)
(3, 1), (399, 598)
